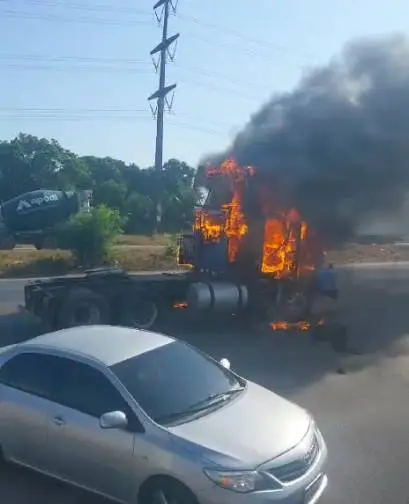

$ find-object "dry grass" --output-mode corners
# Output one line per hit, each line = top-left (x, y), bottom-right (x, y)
(2, 242), (409, 278)
(0, 250), (75, 278)
(111, 248), (177, 271)
(114, 234), (170, 246)
(0, 248), (177, 278)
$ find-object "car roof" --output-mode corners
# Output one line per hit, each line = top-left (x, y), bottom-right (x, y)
(19, 325), (174, 367)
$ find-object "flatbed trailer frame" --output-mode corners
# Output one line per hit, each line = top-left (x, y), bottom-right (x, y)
(24, 268), (192, 331)
(24, 267), (344, 349)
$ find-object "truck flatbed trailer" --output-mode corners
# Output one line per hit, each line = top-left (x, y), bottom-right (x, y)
(23, 264), (323, 338)
(24, 267), (191, 331)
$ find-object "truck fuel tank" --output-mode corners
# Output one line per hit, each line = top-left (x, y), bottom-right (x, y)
(187, 281), (249, 313)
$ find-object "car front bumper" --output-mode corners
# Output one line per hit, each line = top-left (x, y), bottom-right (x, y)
(196, 430), (328, 504)
(197, 473), (327, 504)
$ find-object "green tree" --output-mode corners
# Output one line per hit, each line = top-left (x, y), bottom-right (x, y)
(57, 205), (125, 267)
(0, 133), (91, 201)
(160, 159), (198, 232)
(125, 193), (154, 234)
(93, 180), (127, 212)
(0, 133), (198, 236)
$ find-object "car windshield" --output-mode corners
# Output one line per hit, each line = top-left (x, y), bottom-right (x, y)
(110, 341), (244, 424)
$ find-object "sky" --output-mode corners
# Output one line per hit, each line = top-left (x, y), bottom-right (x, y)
(1, 0), (409, 168)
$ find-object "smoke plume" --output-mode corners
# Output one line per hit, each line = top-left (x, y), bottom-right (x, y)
(203, 34), (409, 246)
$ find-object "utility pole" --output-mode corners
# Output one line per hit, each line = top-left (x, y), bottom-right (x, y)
(149, 0), (179, 231)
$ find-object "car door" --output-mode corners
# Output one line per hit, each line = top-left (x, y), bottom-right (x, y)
(42, 355), (140, 503)
(0, 352), (60, 470)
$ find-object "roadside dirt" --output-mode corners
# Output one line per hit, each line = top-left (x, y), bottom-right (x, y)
(328, 243), (409, 264)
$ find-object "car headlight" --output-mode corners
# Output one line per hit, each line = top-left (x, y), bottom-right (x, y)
(203, 469), (280, 493)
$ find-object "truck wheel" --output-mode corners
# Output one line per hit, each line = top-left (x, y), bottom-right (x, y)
(57, 287), (111, 328)
(42, 236), (57, 250)
(284, 291), (308, 322)
(118, 295), (160, 330)
(34, 239), (44, 250)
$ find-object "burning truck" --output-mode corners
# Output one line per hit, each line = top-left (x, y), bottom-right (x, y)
(178, 159), (328, 331)
(22, 158), (337, 340)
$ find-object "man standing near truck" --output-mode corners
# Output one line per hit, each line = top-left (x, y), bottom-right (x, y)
(309, 262), (350, 353)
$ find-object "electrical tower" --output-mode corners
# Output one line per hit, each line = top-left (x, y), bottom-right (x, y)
(149, 0), (179, 231)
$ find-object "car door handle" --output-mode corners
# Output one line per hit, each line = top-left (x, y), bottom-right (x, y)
(52, 416), (65, 426)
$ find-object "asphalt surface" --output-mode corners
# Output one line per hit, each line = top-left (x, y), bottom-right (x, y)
(1, 266), (409, 503)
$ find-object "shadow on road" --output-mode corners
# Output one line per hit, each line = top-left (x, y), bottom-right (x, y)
(1, 275), (409, 504)
(0, 312), (45, 345)
(0, 464), (107, 504)
(1, 277), (409, 398)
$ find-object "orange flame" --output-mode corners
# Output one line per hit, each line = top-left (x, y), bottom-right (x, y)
(173, 302), (188, 309)
(194, 210), (224, 241)
(195, 159), (253, 262)
(270, 318), (325, 331)
(195, 159), (318, 278)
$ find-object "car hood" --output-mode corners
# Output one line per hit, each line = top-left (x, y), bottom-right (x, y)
(168, 381), (311, 469)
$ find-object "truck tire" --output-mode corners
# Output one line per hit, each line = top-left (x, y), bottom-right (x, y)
(34, 238), (44, 250)
(56, 287), (111, 328)
(34, 235), (57, 250)
(118, 293), (161, 331)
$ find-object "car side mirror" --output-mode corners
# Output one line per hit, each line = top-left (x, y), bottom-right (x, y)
(220, 358), (231, 370)
(99, 410), (128, 430)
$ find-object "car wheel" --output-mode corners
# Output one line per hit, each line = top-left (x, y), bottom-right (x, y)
(141, 479), (197, 504)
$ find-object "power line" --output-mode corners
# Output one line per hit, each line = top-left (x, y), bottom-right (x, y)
(0, 9), (151, 26)
(0, 106), (234, 127)
(0, 54), (272, 96)
(148, 0), (179, 230)
(1, 4), (313, 62)
(0, 54), (149, 64)
(183, 29), (309, 65)
(177, 11), (315, 62)
(1, 63), (152, 73)
(0, 113), (225, 136)
(1, 65), (260, 102)
(0, 0), (151, 16)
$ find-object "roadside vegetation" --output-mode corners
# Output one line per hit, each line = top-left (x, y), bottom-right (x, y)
(0, 205), (179, 277)
(0, 134), (408, 277)
(0, 247), (177, 278)
(113, 234), (170, 247)
(2, 240), (409, 278)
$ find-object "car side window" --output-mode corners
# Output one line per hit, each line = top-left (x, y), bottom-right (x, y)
(0, 353), (60, 400)
(54, 357), (131, 419)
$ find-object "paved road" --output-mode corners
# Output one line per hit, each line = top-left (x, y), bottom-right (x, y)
(0, 278), (27, 315)
(1, 266), (409, 503)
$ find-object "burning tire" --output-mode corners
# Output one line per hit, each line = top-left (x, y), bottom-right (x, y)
(56, 287), (111, 328)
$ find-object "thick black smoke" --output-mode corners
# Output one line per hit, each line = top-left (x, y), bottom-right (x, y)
(203, 34), (409, 246)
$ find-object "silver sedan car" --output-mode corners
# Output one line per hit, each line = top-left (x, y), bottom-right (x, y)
(0, 325), (328, 504)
